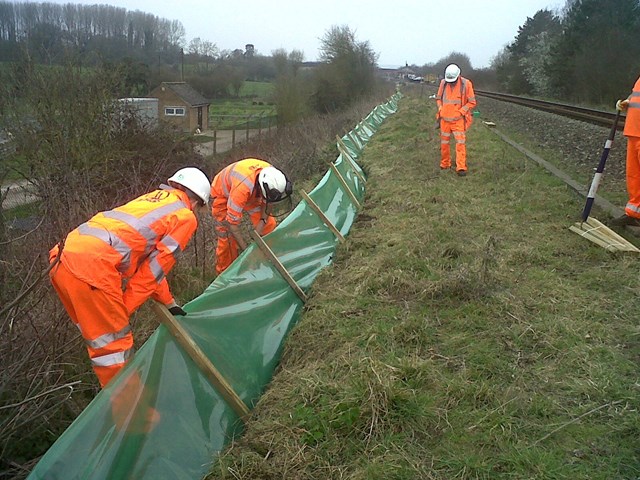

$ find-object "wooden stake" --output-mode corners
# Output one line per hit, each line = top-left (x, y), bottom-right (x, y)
(328, 163), (361, 209)
(336, 135), (366, 184)
(347, 131), (362, 151)
(249, 230), (308, 303)
(151, 302), (251, 421)
(570, 217), (640, 252)
(300, 190), (345, 242)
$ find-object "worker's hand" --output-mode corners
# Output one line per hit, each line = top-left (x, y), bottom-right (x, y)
(616, 99), (629, 111)
(166, 303), (187, 316)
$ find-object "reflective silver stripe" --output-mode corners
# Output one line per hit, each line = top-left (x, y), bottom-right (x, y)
(148, 251), (165, 283)
(77, 224), (131, 273)
(443, 116), (463, 122)
(229, 170), (254, 190)
(626, 203), (640, 214)
(441, 140), (450, 145)
(160, 234), (181, 254)
(630, 92), (640, 98)
(86, 325), (132, 349)
(628, 102), (640, 110)
(222, 164), (255, 196)
(146, 234), (182, 283)
(221, 167), (232, 196)
(228, 212), (242, 223)
(246, 205), (262, 214)
(91, 348), (133, 367)
(103, 200), (187, 247)
(443, 98), (462, 105)
(227, 198), (244, 215)
(453, 132), (466, 144)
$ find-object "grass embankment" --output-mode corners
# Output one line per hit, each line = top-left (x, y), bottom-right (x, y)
(208, 92), (640, 479)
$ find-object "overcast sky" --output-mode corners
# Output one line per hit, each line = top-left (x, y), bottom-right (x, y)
(43, 0), (565, 69)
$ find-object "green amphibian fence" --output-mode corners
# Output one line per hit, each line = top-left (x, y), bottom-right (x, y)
(27, 93), (401, 480)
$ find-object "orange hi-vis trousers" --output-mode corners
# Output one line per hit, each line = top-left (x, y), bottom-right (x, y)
(625, 136), (640, 219)
(440, 118), (467, 172)
(49, 261), (133, 387)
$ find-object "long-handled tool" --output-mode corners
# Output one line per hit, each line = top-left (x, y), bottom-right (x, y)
(580, 110), (621, 223)
(571, 110), (639, 252)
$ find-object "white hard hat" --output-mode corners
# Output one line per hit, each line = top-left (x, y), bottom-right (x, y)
(168, 167), (211, 205)
(258, 166), (292, 202)
(444, 64), (461, 83)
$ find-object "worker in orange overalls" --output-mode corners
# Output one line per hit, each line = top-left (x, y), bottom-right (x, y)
(612, 77), (640, 227)
(49, 167), (211, 388)
(436, 63), (477, 176)
(210, 158), (292, 274)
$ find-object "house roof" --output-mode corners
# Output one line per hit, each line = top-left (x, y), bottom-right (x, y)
(157, 82), (210, 107)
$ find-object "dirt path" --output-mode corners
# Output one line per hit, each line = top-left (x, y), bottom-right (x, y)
(1, 179), (38, 210)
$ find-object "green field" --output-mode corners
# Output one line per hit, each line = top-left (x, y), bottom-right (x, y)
(207, 91), (640, 479)
(209, 81), (276, 129)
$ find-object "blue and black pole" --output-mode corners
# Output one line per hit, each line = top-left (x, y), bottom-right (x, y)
(581, 110), (622, 223)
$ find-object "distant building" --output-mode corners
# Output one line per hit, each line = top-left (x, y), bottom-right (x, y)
(148, 82), (210, 133)
(245, 44), (255, 57)
(117, 98), (159, 130)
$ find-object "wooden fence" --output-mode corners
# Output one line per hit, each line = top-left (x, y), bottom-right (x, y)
(207, 112), (277, 155)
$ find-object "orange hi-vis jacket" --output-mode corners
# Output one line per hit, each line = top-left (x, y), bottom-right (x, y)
(210, 159), (276, 273)
(50, 186), (198, 313)
(623, 76), (640, 138)
(436, 77), (477, 129)
(210, 159), (271, 229)
(210, 158), (276, 238)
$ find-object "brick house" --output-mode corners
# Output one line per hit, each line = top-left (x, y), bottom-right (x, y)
(148, 82), (210, 132)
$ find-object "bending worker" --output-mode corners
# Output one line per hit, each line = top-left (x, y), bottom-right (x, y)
(436, 63), (477, 176)
(49, 167), (211, 388)
(210, 158), (292, 274)
(612, 76), (640, 227)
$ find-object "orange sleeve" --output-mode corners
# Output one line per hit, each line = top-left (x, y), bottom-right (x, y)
(123, 210), (197, 313)
(226, 184), (252, 225)
(436, 80), (444, 109)
(464, 80), (477, 111)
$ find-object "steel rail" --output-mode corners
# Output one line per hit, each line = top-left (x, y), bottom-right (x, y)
(475, 89), (626, 130)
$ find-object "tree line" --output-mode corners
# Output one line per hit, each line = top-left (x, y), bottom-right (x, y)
(0, 2), (382, 125)
(0, 1), (184, 64)
(408, 0), (640, 107)
(493, 0), (640, 105)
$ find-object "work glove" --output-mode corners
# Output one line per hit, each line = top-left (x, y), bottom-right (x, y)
(166, 302), (187, 316)
(616, 99), (629, 111)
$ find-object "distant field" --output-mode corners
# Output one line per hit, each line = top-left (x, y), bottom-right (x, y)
(209, 81), (276, 129)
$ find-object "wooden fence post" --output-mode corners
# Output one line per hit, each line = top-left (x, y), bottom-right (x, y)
(151, 302), (251, 421)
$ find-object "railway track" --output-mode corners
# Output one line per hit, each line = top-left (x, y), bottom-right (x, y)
(475, 89), (625, 130)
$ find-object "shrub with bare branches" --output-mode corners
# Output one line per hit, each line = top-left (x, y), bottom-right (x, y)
(0, 60), (207, 477)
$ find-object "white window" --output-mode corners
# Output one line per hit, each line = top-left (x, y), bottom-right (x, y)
(165, 106), (186, 116)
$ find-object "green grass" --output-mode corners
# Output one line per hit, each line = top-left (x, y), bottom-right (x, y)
(238, 80), (274, 98)
(206, 91), (640, 479)
(209, 81), (276, 129)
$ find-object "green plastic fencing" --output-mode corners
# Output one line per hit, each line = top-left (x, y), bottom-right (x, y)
(27, 92), (401, 480)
